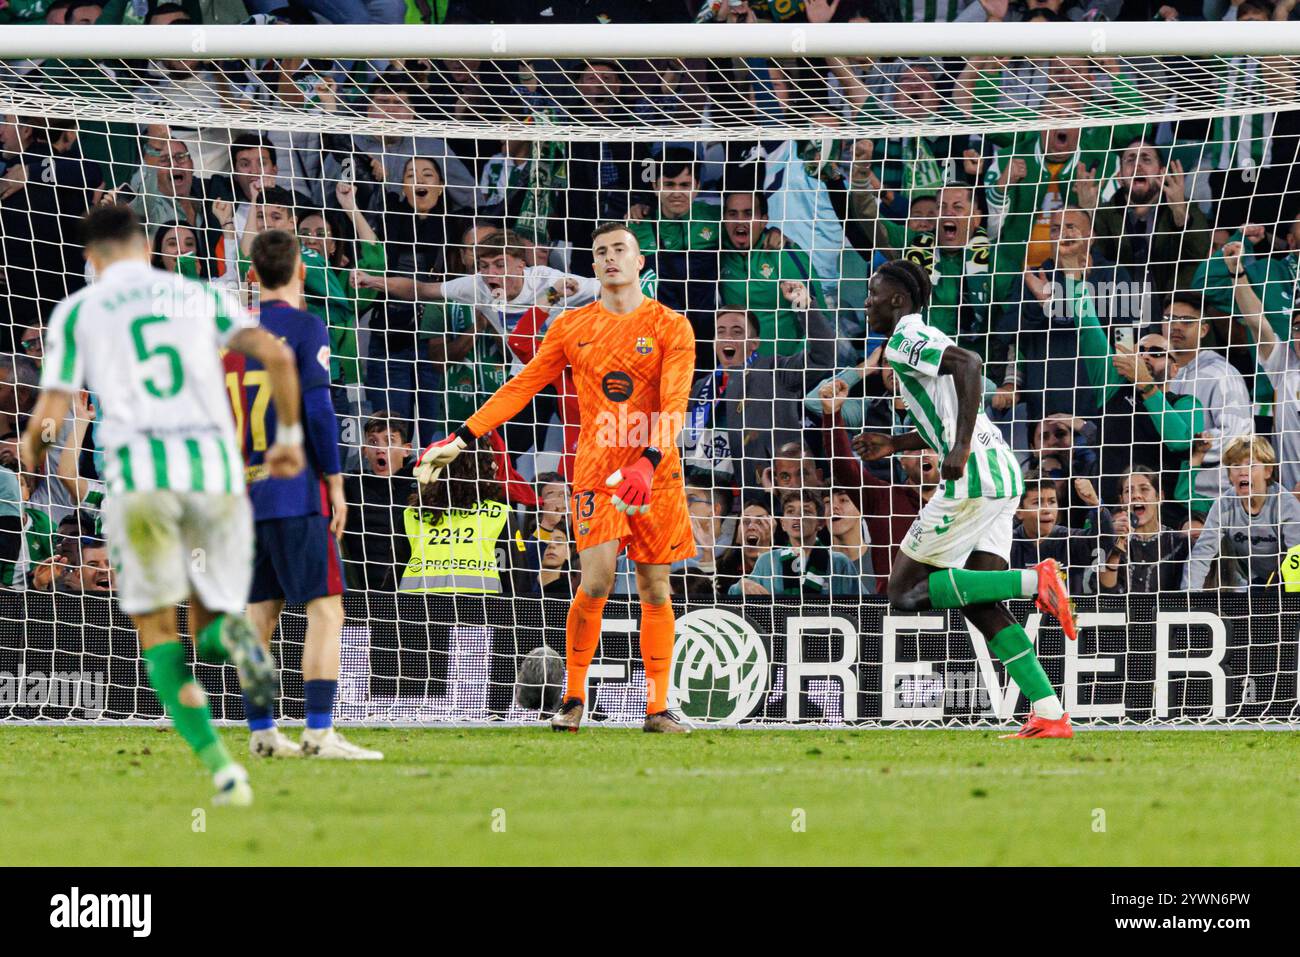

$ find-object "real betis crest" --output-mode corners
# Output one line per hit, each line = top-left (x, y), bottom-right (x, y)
(636, 336), (654, 355)
(699, 226), (714, 241)
(759, 262), (774, 278)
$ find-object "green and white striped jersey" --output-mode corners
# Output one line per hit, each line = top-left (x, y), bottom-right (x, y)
(885, 313), (1024, 501)
(899, 0), (963, 21)
(40, 260), (253, 497)
(1212, 58), (1276, 170)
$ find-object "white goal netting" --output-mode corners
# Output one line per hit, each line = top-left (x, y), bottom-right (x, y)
(1, 22), (1298, 727)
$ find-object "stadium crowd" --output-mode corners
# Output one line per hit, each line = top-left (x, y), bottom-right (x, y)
(4, 0), (1300, 602)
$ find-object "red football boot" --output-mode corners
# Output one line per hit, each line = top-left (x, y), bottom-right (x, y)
(999, 711), (1074, 739)
(1033, 558), (1078, 641)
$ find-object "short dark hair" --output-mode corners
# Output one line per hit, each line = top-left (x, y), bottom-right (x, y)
(250, 229), (300, 288)
(686, 482), (732, 515)
(656, 147), (697, 184)
(724, 189), (769, 218)
(1020, 480), (1057, 504)
(779, 488), (822, 514)
(740, 488), (776, 516)
(1122, 136), (1165, 164)
(715, 305), (760, 337)
(229, 132), (273, 171)
(82, 204), (146, 249)
(363, 411), (411, 445)
(145, 2), (192, 22)
(591, 221), (638, 247)
(536, 471), (567, 487)
(1164, 291), (1205, 318)
(257, 185), (297, 211)
(824, 486), (863, 515)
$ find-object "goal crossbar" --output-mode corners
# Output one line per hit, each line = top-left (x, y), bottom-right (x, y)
(5, 22), (1300, 61)
(5, 24), (1300, 141)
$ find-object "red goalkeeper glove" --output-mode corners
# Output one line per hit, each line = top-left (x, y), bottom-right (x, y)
(605, 449), (661, 515)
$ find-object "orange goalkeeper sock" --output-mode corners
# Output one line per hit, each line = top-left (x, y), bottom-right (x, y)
(565, 588), (608, 703)
(640, 601), (675, 715)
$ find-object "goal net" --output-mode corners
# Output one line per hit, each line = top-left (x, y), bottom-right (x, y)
(1, 22), (1298, 727)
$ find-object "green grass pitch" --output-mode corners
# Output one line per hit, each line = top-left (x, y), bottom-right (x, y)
(3, 726), (1296, 866)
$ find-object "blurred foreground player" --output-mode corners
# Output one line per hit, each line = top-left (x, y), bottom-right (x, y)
(228, 229), (381, 760)
(417, 223), (696, 733)
(23, 206), (304, 804)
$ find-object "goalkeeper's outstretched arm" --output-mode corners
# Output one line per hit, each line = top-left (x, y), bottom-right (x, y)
(464, 319), (570, 440)
(417, 315), (571, 481)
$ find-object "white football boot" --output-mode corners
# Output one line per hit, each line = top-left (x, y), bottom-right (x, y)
(212, 763), (253, 806)
(249, 727), (302, 758)
(300, 727), (384, 760)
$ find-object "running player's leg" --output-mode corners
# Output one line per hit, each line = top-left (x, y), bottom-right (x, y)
(136, 605), (242, 785)
(105, 492), (248, 800)
(888, 496), (1065, 623)
(961, 550), (1067, 727)
(887, 549), (1038, 612)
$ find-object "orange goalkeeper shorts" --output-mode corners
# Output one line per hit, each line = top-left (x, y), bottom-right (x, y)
(569, 484), (696, 566)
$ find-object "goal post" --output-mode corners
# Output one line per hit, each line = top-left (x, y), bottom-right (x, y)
(0, 23), (1298, 728)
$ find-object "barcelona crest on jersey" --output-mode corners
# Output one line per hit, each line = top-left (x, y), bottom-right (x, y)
(635, 336), (654, 355)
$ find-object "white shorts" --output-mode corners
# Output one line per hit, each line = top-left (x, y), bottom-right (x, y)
(101, 491), (253, 616)
(900, 494), (1019, 569)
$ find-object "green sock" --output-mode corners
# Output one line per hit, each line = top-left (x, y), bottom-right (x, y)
(988, 624), (1055, 704)
(928, 568), (1034, 609)
(143, 642), (232, 774)
(194, 614), (229, 663)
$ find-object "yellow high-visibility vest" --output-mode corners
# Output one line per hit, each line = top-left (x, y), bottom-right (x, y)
(1281, 543), (1300, 593)
(399, 499), (510, 594)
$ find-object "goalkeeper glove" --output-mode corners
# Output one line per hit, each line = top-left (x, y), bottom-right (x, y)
(415, 426), (473, 485)
(605, 448), (662, 515)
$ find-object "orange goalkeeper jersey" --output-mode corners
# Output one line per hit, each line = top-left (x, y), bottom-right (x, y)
(466, 296), (696, 493)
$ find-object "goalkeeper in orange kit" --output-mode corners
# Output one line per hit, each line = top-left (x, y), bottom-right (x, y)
(417, 222), (697, 733)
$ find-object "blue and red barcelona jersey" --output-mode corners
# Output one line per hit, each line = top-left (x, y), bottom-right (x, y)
(223, 299), (338, 521)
